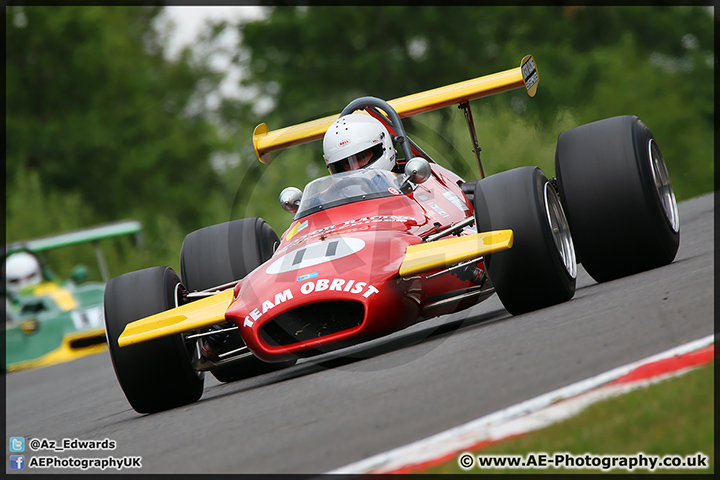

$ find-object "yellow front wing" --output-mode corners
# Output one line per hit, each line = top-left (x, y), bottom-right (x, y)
(399, 230), (513, 277)
(117, 290), (234, 347)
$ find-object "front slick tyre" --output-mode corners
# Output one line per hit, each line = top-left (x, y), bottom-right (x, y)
(474, 167), (576, 315)
(104, 266), (203, 414)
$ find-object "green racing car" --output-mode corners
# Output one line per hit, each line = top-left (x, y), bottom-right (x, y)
(4, 220), (142, 372)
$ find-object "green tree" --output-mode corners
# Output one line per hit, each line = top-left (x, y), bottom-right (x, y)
(6, 6), (231, 233)
(232, 6), (712, 126)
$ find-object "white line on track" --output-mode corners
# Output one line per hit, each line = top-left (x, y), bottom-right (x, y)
(327, 333), (714, 474)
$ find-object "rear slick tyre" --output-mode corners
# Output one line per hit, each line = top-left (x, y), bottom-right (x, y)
(180, 218), (295, 383)
(180, 217), (279, 293)
(554, 115), (679, 283)
(104, 266), (203, 414)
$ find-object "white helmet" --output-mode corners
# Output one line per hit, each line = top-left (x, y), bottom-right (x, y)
(323, 113), (396, 174)
(6, 252), (43, 293)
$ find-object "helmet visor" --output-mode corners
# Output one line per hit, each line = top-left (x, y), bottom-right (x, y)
(328, 144), (384, 174)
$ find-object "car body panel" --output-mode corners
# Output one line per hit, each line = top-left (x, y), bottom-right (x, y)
(117, 165), (513, 362)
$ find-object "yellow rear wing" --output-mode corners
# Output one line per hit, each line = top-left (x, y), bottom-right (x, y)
(253, 55), (538, 165)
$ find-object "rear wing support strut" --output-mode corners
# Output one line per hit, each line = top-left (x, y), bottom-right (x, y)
(459, 102), (485, 179)
(92, 241), (110, 282)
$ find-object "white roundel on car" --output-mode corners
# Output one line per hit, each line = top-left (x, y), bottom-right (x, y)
(266, 237), (366, 274)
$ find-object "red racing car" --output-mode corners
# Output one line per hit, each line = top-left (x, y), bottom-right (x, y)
(104, 56), (679, 413)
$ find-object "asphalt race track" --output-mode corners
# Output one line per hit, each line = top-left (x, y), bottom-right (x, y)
(5, 192), (714, 474)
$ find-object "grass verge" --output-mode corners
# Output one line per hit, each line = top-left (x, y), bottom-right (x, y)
(423, 363), (714, 474)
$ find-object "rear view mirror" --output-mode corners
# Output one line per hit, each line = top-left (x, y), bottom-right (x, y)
(279, 187), (302, 214)
(400, 157), (432, 192)
(71, 264), (89, 284)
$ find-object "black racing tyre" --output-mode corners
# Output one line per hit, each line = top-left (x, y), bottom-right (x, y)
(104, 266), (203, 414)
(180, 218), (295, 383)
(180, 217), (279, 292)
(474, 167), (576, 315)
(554, 116), (680, 283)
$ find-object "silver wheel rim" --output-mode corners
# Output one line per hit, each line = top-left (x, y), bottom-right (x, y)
(544, 182), (577, 278)
(648, 139), (680, 233)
